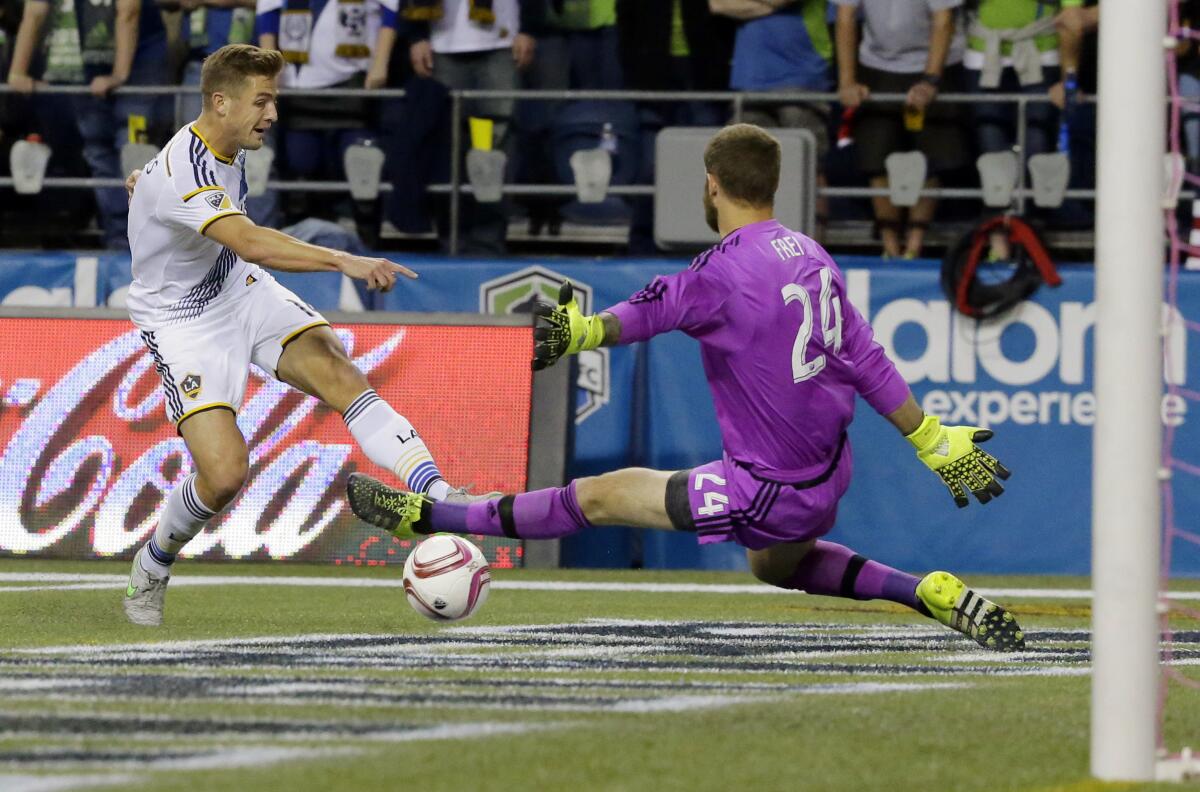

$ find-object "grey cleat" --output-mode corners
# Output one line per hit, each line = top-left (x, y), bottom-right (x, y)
(442, 486), (502, 505)
(123, 545), (169, 627)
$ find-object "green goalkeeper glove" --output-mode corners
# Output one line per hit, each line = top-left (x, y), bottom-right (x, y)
(906, 415), (1011, 508)
(531, 281), (606, 371)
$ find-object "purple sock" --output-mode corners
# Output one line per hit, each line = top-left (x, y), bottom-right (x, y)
(423, 481), (592, 540)
(783, 540), (922, 611)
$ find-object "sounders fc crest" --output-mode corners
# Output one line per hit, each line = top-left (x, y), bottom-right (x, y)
(480, 265), (610, 424)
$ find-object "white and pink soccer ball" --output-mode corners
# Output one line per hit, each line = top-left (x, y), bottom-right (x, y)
(402, 534), (491, 621)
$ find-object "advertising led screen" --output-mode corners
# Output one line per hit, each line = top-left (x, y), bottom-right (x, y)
(0, 317), (533, 568)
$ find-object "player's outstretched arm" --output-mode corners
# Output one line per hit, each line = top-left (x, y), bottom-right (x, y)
(532, 281), (621, 371)
(203, 214), (416, 291)
(886, 395), (1012, 509)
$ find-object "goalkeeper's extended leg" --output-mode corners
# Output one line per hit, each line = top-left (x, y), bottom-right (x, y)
(750, 541), (1025, 651)
(750, 539), (929, 614)
(348, 475), (597, 539)
(348, 467), (674, 539)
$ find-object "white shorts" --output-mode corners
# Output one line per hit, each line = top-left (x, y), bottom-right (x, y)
(138, 273), (330, 428)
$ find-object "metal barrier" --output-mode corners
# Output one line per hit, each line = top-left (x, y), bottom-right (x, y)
(0, 83), (1100, 253)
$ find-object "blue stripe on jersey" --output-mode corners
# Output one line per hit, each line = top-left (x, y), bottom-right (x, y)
(197, 135), (211, 186)
(194, 135), (214, 187)
(165, 245), (238, 323)
(141, 330), (184, 421)
(188, 135), (204, 188)
(189, 133), (218, 189)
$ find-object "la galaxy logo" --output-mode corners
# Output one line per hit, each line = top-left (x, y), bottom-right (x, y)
(245, 274), (257, 286)
(180, 373), (202, 400)
(479, 265), (610, 424)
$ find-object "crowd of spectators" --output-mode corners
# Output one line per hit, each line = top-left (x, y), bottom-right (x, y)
(0, 0), (1137, 258)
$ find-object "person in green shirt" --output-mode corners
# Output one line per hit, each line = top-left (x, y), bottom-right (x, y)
(540, 0), (619, 89)
(7, 0), (170, 249)
(964, 0), (1083, 161)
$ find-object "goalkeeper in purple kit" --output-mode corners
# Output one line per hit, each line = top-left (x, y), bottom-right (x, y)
(348, 124), (1023, 650)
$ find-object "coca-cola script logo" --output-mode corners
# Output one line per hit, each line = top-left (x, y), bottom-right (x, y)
(0, 319), (533, 564)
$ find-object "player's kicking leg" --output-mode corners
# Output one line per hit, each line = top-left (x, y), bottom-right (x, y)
(274, 325), (484, 502)
(125, 408), (246, 626)
(346, 467), (1024, 651)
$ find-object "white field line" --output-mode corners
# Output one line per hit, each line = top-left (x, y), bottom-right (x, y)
(0, 774), (134, 792)
(0, 723), (548, 791)
(0, 748), (356, 792)
(0, 572), (1198, 600)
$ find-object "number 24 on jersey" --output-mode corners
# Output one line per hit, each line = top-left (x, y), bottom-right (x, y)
(782, 267), (843, 384)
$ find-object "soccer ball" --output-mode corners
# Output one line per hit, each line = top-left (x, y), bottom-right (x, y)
(402, 534), (491, 622)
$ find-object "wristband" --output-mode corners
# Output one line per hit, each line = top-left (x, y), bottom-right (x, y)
(905, 414), (941, 451)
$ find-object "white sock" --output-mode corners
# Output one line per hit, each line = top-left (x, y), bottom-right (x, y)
(142, 473), (217, 577)
(343, 389), (449, 500)
(139, 542), (173, 578)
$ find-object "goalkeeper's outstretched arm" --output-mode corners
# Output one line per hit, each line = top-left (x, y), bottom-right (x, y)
(839, 291), (1011, 509)
(532, 281), (622, 371)
(886, 394), (1011, 509)
(532, 264), (723, 371)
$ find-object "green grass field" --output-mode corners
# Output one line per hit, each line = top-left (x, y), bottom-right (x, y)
(2, 559), (1199, 792)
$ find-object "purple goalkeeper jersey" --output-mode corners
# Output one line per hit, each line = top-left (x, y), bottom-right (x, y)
(606, 219), (910, 480)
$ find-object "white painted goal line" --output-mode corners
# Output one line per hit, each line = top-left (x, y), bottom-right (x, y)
(0, 572), (1197, 600)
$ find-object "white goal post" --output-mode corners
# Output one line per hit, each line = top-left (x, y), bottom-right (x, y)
(1091, 0), (1167, 781)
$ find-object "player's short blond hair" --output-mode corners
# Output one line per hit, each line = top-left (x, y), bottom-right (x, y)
(703, 124), (781, 208)
(200, 44), (284, 109)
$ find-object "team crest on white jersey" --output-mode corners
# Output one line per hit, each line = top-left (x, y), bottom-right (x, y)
(205, 192), (233, 212)
(181, 374), (202, 399)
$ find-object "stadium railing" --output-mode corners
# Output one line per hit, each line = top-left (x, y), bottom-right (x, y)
(0, 84), (1098, 254)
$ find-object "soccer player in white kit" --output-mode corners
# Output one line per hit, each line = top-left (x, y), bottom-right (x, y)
(122, 43), (463, 626)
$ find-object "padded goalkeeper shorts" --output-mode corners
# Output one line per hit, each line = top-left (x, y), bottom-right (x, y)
(664, 434), (853, 551)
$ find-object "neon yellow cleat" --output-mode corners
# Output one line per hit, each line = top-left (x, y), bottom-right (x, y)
(917, 570), (1026, 651)
(346, 473), (430, 538)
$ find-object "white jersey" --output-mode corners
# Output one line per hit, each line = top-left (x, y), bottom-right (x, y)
(256, 0), (398, 89)
(127, 123), (263, 329)
(430, 0), (519, 54)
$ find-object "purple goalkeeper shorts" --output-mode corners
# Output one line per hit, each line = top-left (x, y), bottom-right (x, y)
(664, 435), (853, 551)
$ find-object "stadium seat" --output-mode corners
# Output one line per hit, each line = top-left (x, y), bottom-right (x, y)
(551, 101), (639, 225)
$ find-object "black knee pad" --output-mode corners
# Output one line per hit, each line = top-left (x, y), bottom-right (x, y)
(665, 470), (697, 532)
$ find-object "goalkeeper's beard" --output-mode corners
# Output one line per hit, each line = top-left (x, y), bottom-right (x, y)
(703, 186), (719, 233)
